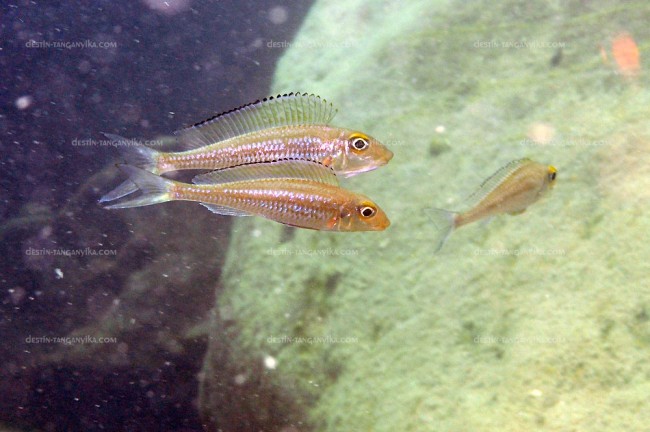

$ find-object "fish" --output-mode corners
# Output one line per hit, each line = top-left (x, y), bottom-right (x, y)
(100, 92), (393, 203)
(611, 32), (640, 80)
(103, 160), (390, 232)
(428, 159), (557, 250)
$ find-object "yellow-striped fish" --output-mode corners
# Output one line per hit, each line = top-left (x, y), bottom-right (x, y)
(100, 93), (393, 203)
(429, 158), (557, 250)
(104, 160), (390, 232)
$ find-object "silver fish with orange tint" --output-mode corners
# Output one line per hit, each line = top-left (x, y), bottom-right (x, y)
(100, 93), (393, 203)
(104, 160), (390, 232)
(428, 158), (557, 250)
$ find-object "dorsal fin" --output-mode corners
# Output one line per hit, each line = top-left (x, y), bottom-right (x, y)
(464, 158), (531, 208)
(175, 92), (337, 150)
(191, 159), (339, 186)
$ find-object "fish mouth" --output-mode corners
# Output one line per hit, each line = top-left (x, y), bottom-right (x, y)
(342, 154), (393, 177)
(374, 216), (391, 231)
(342, 165), (380, 177)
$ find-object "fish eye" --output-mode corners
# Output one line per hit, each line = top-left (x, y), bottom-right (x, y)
(358, 204), (377, 218)
(349, 133), (370, 152)
(548, 165), (557, 182)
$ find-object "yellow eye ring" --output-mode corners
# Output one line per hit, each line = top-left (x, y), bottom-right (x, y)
(548, 165), (557, 181)
(358, 205), (376, 218)
(349, 133), (370, 152)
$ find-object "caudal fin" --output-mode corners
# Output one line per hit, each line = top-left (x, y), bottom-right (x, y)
(103, 133), (161, 174)
(427, 208), (457, 252)
(102, 165), (174, 209)
(98, 179), (138, 203)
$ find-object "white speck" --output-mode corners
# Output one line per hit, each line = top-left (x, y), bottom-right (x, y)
(251, 38), (263, 49)
(264, 355), (277, 370)
(268, 6), (288, 24)
(233, 374), (246, 385)
(530, 389), (543, 397)
(435, 125), (445, 133)
(54, 268), (64, 279)
(8, 287), (26, 305)
(251, 229), (262, 238)
(39, 225), (52, 238)
(15, 95), (33, 110)
(142, 0), (190, 16)
(77, 60), (92, 74)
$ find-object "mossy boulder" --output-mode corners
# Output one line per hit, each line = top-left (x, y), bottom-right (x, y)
(200, 1), (650, 430)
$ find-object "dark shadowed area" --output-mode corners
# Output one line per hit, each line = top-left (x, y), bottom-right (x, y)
(0, 1), (312, 430)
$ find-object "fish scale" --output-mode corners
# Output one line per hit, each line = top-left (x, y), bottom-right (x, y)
(171, 183), (339, 229)
(158, 128), (337, 172)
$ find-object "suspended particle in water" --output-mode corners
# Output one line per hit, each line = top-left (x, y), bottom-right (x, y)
(268, 6), (288, 25)
(264, 355), (277, 370)
(142, 0), (191, 16)
(15, 95), (33, 110)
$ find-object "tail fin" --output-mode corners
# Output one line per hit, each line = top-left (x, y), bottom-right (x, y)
(103, 133), (161, 174)
(102, 165), (174, 209)
(427, 208), (457, 252)
(98, 179), (138, 203)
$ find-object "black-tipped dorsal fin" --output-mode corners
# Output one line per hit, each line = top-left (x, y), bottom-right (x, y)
(191, 159), (339, 186)
(464, 158), (531, 208)
(175, 92), (337, 150)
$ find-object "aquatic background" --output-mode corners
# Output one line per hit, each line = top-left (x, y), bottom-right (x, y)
(1, 1), (312, 430)
(2, 0), (650, 431)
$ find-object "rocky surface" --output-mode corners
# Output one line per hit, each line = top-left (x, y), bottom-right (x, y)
(199, 1), (650, 431)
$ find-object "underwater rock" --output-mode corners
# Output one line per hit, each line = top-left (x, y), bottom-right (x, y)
(199, 0), (650, 431)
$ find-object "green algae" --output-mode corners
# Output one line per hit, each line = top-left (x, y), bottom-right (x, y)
(200, 0), (650, 430)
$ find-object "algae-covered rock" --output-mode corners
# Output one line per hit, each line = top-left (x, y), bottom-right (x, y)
(200, 1), (650, 430)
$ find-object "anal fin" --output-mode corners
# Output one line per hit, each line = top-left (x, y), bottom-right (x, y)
(200, 203), (253, 216)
